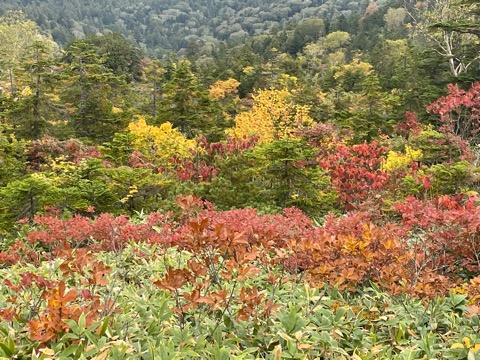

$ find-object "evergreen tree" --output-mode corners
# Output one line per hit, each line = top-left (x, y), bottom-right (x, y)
(60, 40), (130, 143)
(5, 41), (60, 140)
(158, 60), (222, 139)
(249, 138), (337, 215)
(83, 32), (144, 82)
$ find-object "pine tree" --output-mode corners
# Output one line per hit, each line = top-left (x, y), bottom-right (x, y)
(60, 40), (130, 143)
(5, 41), (60, 140)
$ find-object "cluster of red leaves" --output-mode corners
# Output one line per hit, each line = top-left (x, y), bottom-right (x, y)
(1, 247), (116, 345)
(6, 196), (312, 262)
(170, 156), (218, 182)
(129, 150), (154, 169)
(8, 196), (313, 325)
(318, 141), (389, 210)
(396, 111), (423, 138)
(166, 135), (258, 182)
(23, 212), (176, 254)
(6, 190), (480, 308)
(393, 195), (480, 275)
(427, 82), (480, 143)
(153, 211), (286, 323)
(0, 239), (40, 267)
(26, 136), (102, 171)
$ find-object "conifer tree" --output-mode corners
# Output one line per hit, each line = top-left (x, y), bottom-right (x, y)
(60, 40), (130, 143)
(5, 41), (60, 140)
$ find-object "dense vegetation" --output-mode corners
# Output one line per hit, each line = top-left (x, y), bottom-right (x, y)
(0, 0), (377, 56)
(0, 0), (480, 358)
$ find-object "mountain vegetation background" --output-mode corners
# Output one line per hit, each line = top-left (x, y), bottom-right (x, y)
(0, 0), (382, 56)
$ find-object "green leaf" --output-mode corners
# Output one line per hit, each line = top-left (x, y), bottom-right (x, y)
(78, 312), (86, 330)
(63, 319), (82, 335)
(0, 342), (14, 357)
(97, 316), (110, 337)
(56, 344), (79, 358)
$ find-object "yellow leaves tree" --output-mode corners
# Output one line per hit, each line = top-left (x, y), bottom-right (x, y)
(0, 11), (55, 96)
(128, 117), (195, 167)
(318, 58), (400, 141)
(333, 58), (375, 91)
(227, 88), (313, 144)
(382, 146), (423, 172)
(209, 78), (240, 100)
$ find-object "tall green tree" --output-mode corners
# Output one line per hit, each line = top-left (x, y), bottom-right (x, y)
(60, 40), (130, 143)
(158, 60), (223, 140)
(5, 41), (60, 140)
(140, 58), (165, 118)
(0, 11), (51, 97)
(83, 32), (144, 82)
(249, 138), (337, 215)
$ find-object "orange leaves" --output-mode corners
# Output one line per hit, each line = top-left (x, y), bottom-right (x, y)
(1, 244), (116, 347)
(296, 216), (413, 293)
(149, 206), (285, 326)
(340, 233), (369, 256)
(47, 281), (78, 308)
(27, 281), (84, 344)
(286, 201), (480, 299)
(154, 269), (189, 291)
(236, 266), (262, 281)
(237, 287), (265, 321)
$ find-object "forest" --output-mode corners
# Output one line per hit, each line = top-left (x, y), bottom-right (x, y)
(1, 0), (380, 56)
(0, 0), (480, 358)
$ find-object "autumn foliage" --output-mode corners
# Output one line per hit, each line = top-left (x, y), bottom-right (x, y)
(227, 88), (313, 144)
(427, 82), (480, 144)
(2, 56), (480, 357)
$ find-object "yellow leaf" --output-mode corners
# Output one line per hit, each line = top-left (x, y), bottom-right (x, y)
(278, 332), (294, 341)
(273, 344), (282, 360)
(294, 331), (303, 341)
(463, 337), (472, 349)
(451, 343), (465, 349)
(39, 348), (55, 356)
(92, 350), (110, 360)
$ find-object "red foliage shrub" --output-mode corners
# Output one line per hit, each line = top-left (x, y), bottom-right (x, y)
(164, 136), (258, 182)
(393, 195), (480, 274)
(318, 141), (389, 210)
(427, 82), (480, 144)
(396, 111), (423, 138)
(8, 192), (480, 301)
(26, 136), (102, 171)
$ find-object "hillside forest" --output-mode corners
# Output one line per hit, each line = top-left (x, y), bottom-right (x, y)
(1, 0), (480, 358)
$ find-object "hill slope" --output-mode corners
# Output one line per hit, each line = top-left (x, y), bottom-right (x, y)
(0, 0), (378, 55)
